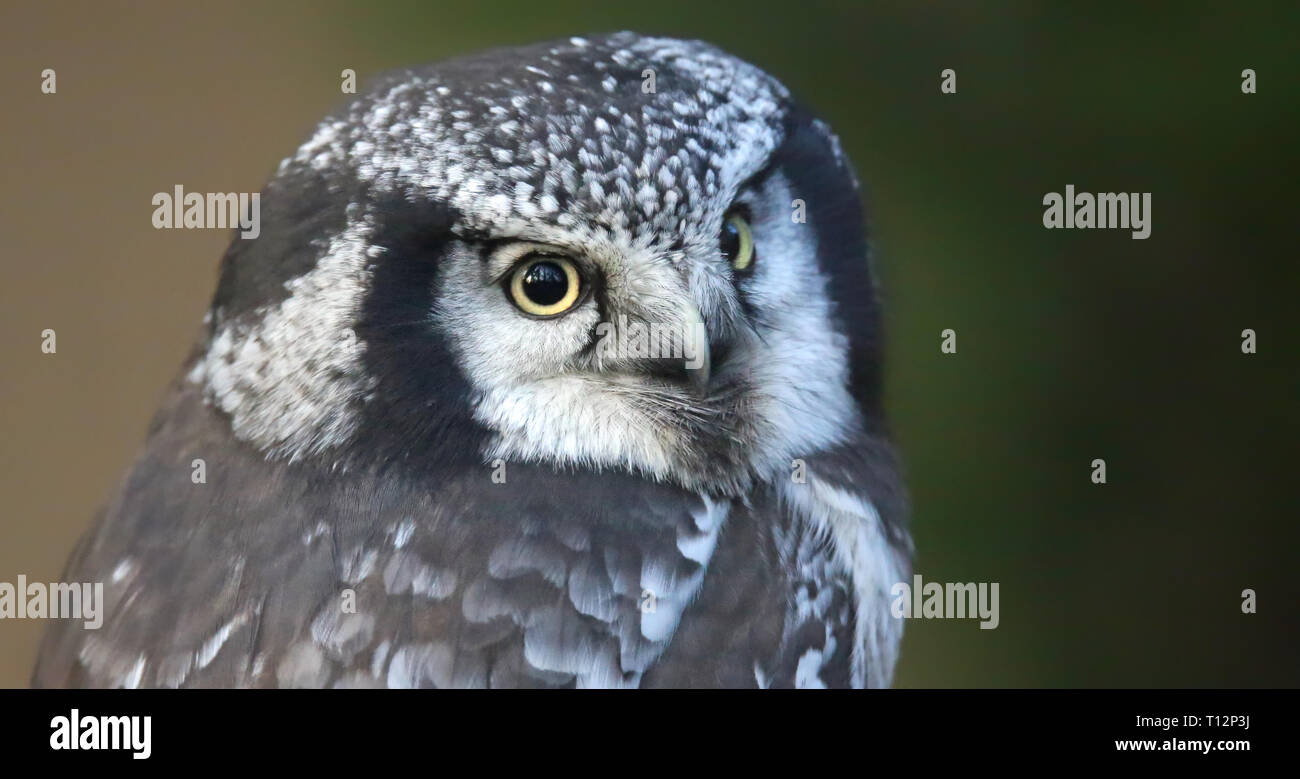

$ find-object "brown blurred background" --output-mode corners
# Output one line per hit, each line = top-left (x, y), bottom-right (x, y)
(1, 1), (1297, 687)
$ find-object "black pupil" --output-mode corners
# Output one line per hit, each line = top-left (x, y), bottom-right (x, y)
(522, 261), (569, 306)
(720, 220), (740, 261)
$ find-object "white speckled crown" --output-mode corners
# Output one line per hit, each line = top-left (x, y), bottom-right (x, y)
(289, 33), (791, 248)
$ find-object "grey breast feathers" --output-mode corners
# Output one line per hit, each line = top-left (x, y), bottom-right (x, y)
(33, 377), (798, 688)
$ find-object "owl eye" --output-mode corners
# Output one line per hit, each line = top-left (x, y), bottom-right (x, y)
(720, 211), (756, 272)
(507, 256), (582, 317)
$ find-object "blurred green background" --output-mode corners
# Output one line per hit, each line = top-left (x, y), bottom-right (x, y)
(1, 1), (1296, 687)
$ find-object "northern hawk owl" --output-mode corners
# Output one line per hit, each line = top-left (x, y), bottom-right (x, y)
(35, 32), (911, 689)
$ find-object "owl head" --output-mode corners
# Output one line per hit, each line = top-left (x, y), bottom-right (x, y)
(189, 32), (885, 496)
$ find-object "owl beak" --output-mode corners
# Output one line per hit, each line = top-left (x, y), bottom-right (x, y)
(682, 300), (711, 392)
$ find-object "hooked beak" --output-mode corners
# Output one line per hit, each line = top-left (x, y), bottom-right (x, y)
(682, 299), (711, 393)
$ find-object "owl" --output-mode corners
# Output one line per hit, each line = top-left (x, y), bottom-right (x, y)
(34, 32), (911, 689)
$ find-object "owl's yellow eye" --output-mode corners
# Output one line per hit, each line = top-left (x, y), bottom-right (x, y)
(507, 256), (582, 317)
(720, 212), (756, 272)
